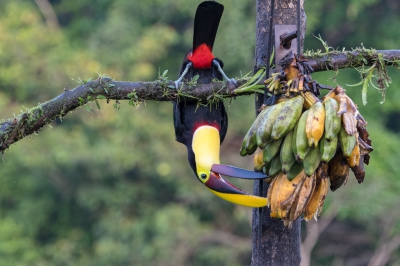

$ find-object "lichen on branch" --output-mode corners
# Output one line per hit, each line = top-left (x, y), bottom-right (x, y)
(304, 48), (400, 105)
(0, 74), (250, 154)
(1, 48), (400, 154)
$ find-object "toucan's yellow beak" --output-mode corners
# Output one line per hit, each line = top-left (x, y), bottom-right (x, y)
(192, 125), (268, 208)
(206, 171), (268, 207)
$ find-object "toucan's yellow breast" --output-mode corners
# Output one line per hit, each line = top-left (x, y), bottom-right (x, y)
(192, 126), (220, 174)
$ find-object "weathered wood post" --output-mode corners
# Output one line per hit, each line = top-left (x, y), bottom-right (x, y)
(252, 0), (306, 265)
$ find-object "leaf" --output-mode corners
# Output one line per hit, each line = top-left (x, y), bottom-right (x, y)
(95, 100), (101, 110)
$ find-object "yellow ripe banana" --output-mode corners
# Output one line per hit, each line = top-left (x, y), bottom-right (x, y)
(258, 101), (286, 147)
(292, 110), (310, 162)
(253, 149), (265, 172)
(339, 126), (357, 157)
(268, 174), (282, 218)
(269, 153), (283, 178)
(306, 101), (325, 148)
(271, 96), (304, 140)
(303, 145), (322, 176)
(276, 172), (305, 219)
(263, 138), (283, 163)
(320, 133), (338, 163)
(304, 174), (329, 221)
(304, 180), (321, 221)
(280, 130), (296, 174)
(328, 151), (349, 191)
(323, 98), (341, 141)
(347, 140), (360, 168)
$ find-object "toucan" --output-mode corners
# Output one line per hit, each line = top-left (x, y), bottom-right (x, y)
(173, 1), (268, 208)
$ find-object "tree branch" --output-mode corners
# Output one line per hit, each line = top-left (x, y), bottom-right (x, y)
(1, 48), (399, 154)
(305, 49), (400, 72)
(0, 76), (249, 154)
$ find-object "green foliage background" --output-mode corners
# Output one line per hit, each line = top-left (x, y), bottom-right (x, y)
(0, 0), (399, 265)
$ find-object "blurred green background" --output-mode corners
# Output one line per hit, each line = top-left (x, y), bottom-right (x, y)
(0, 0), (399, 265)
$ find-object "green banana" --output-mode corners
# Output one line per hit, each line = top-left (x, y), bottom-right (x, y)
(263, 138), (284, 163)
(268, 154), (282, 177)
(292, 110), (310, 162)
(287, 161), (303, 181)
(258, 101), (286, 147)
(255, 106), (274, 147)
(271, 96), (304, 140)
(320, 133), (338, 163)
(338, 126), (356, 157)
(262, 162), (271, 175)
(303, 146), (322, 176)
(324, 98), (341, 141)
(280, 130), (296, 173)
(240, 107), (269, 156)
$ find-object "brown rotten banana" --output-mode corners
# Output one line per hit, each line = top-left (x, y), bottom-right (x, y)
(328, 151), (349, 191)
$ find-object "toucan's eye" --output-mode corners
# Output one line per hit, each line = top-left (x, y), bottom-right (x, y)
(198, 172), (209, 183)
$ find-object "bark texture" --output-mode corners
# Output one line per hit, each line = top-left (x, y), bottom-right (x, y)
(0, 77), (247, 154)
(251, 0), (305, 265)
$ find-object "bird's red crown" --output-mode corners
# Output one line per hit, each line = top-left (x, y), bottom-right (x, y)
(187, 43), (215, 69)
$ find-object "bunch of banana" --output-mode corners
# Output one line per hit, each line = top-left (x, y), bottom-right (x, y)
(267, 164), (329, 227)
(243, 82), (373, 225)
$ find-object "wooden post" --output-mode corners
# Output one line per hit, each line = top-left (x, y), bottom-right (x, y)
(252, 0), (306, 265)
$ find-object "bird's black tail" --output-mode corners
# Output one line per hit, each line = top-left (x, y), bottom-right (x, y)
(193, 1), (224, 51)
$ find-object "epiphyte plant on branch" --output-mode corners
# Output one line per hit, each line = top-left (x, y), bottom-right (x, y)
(241, 52), (373, 226)
(173, 1), (269, 207)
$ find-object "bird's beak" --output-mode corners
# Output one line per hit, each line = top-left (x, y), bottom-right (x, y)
(192, 126), (268, 207)
(204, 165), (268, 208)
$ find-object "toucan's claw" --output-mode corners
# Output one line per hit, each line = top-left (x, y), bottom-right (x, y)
(226, 78), (237, 91)
(212, 59), (237, 90)
(174, 62), (193, 90)
(211, 164), (268, 179)
(174, 80), (182, 90)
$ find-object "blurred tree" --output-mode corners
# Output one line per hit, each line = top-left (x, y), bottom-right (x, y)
(0, 0), (399, 265)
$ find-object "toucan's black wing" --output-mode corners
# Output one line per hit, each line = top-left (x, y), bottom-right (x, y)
(193, 1), (224, 51)
(173, 101), (228, 145)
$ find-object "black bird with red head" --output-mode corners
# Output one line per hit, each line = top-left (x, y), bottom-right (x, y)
(173, 1), (268, 207)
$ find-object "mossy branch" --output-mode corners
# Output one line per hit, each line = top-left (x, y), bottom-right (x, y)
(1, 48), (400, 154)
(0, 76), (250, 154)
(305, 49), (400, 72)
